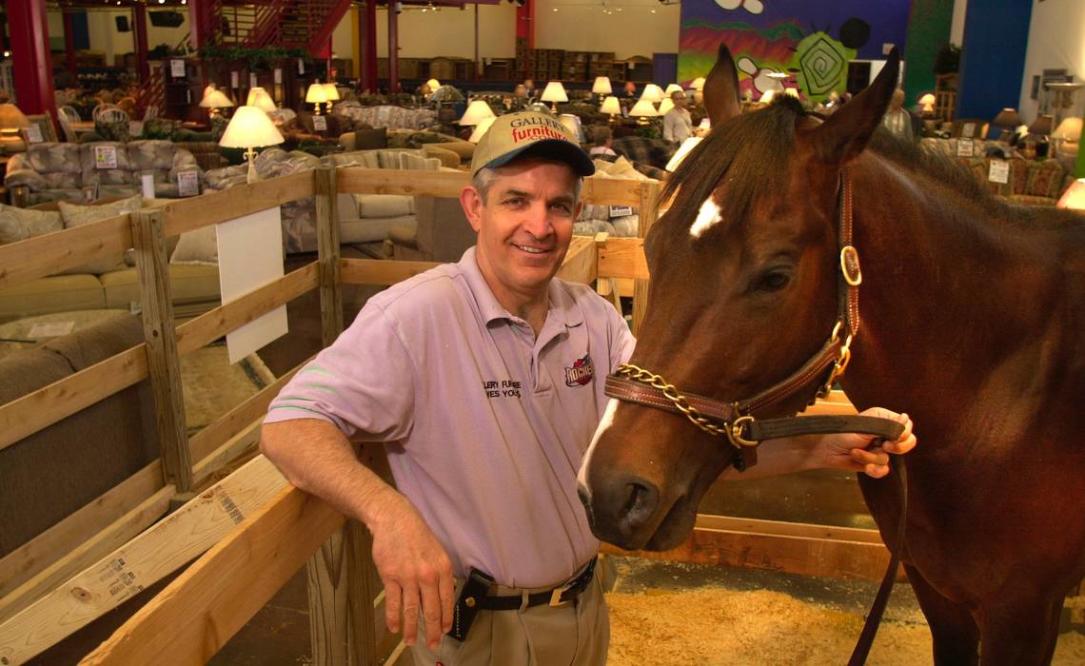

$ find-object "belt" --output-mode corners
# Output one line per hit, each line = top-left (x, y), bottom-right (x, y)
(472, 557), (597, 611)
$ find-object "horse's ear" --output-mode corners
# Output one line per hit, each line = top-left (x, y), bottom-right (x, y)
(810, 47), (901, 164)
(703, 43), (742, 127)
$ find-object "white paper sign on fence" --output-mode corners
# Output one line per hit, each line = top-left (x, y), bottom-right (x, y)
(216, 207), (288, 364)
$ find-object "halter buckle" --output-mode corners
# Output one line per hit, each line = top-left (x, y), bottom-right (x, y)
(727, 415), (758, 448)
(840, 245), (862, 286)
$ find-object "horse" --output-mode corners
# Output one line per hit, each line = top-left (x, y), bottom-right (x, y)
(577, 43), (1085, 665)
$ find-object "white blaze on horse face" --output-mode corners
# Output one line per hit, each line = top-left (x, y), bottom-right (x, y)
(690, 197), (723, 238)
(577, 398), (620, 497)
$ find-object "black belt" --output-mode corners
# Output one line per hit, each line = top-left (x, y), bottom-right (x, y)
(474, 557), (597, 610)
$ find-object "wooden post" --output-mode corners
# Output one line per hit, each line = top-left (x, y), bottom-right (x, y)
(632, 181), (659, 336)
(132, 209), (193, 492)
(314, 166), (343, 347)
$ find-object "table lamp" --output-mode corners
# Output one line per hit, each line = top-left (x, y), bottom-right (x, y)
(640, 84), (665, 104)
(1053, 117), (1082, 158)
(665, 136), (703, 172)
(305, 83), (329, 115)
(629, 98), (659, 125)
(759, 89), (777, 104)
(658, 97), (674, 116)
(691, 77), (706, 92)
(1058, 179), (1085, 210)
(469, 116), (495, 143)
(664, 83), (683, 97)
(0, 102), (30, 154)
(918, 93), (936, 115)
(600, 95), (621, 123)
(540, 81), (568, 113)
(322, 83), (340, 114)
(218, 105), (285, 184)
(459, 100), (495, 126)
(592, 76), (612, 98)
(426, 78), (441, 94)
(992, 108), (1021, 142)
(246, 87), (277, 113)
(199, 89), (234, 118)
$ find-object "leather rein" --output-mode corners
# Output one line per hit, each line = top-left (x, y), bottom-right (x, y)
(602, 171), (906, 665)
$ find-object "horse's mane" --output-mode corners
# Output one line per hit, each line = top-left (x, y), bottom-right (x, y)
(662, 97), (1084, 233)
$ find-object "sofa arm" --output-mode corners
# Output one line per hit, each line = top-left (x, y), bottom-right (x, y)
(3, 153), (47, 192)
(387, 223), (419, 249)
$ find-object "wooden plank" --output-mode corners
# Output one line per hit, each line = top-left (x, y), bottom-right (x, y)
(315, 166), (344, 348)
(0, 456), (287, 666)
(339, 258), (440, 286)
(307, 522), (374, 666)
(174, 263), (319, 355)
(337, 167), (469, 198)
(632, 182), (660, 335)
(597, 237), (649, 280)
(0, 486), (174, 625)
(0, 346), (147, 452)
(191, 420), (263, 489)
(79, 482), (344, 666)
(600, 524), (892, 582)
(0, 463), (162, 601)
(132, 209), (192, 492)
(0, 214), (131, 290)
(693, 515), (884, 545)
(555, 235), (597, 285)
(161, 171), (314, 237)
(579, 177), (646, 207)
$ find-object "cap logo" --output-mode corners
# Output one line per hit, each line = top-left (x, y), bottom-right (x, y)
(511, 126), (569, 144)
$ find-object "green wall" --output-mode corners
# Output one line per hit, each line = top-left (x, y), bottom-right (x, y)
(902, 0), (954, 104)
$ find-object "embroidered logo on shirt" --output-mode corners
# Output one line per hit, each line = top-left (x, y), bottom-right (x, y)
(483, 379), (522, 398)
(564, 354), (594, 387)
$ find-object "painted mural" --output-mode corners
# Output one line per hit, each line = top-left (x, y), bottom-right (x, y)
(679, 0), (912, 102)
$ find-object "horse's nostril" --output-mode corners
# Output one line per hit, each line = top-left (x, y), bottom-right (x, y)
(620, 479), (659, 531)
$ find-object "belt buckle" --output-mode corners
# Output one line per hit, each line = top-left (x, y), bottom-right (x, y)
(549, 582), (573, 607)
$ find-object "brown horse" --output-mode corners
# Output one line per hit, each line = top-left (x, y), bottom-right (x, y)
(578, 45), (1085, 665)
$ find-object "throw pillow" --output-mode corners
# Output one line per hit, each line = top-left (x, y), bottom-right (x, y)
(0, 204), (63, 244)
(399, 152), (440, 171)
(353, 127), (388, 150)
(354, 195), (414, 218)
(55, 194), (143, 274)
(170, 224), (218, 265)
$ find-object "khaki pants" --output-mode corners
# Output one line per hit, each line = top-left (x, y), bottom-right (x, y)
(410, 569), (609, 666)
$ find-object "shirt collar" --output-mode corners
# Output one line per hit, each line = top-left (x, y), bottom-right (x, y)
(457, 247), (585, 329)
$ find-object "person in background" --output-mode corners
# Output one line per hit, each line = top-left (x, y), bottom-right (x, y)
(587, 125), (618, 159)
(881, 88), (914, 142)
(662, 89), (693, 143)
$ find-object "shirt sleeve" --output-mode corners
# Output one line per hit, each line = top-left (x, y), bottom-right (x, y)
(265, 301), (415, 442)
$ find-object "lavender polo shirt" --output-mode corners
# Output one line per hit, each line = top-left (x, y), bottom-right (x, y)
(265, 247), (635, 587)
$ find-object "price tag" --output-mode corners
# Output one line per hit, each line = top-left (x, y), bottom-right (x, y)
(988, 159), (1010, 184)
(608, 205), (633, 218)
(956, 138), (974, 157)
(28, 321), (75, 338)
(961, 122), (975, 139)
(274, 68), (283, 84)
(297, 59), (305, 75)
(177, 170), (200, 197)
(312, 115), (327, 131)
(170, 59), (186, 78)
(24, 124), (43, 144)
(249, 73), (258, 89)
(230, 71), (239, 88)
(94, 145), (118, 170)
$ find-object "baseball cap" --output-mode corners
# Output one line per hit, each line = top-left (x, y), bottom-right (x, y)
(470, 110), (595, 178)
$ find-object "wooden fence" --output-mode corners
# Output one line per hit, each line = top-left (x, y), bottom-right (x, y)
(0, 166), (891, 666)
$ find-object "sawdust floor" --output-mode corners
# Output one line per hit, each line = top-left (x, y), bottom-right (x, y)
(605, 556), (1085, 665)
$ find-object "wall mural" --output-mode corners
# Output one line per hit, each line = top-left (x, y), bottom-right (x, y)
(679, 0), (912, 102)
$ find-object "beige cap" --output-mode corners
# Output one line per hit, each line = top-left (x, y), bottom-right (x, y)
(469, 110), (595, 177)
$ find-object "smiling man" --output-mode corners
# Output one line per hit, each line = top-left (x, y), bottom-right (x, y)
(259, 110), (916, 666)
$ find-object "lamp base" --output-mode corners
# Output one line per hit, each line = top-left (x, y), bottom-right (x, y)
(246, 147), (259, 184)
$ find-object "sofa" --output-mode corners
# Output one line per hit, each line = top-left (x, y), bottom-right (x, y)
(921, 138), (1074, 205)
(573, 156), (660, 238)
(0, 197), (221, 321)
(338, 128), (475, 168)
(4, 140), (203, 207)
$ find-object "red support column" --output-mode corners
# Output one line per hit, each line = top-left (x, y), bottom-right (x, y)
(516, 0), (534, 80)
(388, 2), (399, 93)
(188, 0), (215, 51)
(133, 4), (149, 84)
(365, 0), (378, 92)
(62, 11), (77, 80)
(8, 0), (56, 119)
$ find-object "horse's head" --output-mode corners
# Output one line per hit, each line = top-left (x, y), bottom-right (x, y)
(578, 44), (900, 551)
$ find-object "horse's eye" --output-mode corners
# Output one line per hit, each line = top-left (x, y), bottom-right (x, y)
(755, 271), (791, 292)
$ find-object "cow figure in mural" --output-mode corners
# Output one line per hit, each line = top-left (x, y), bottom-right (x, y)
(578, 43), (1085, 665)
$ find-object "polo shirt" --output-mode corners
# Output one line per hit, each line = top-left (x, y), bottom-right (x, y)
(266, 247), (636, 587)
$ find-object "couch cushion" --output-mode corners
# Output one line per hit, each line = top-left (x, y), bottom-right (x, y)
(0, 274), (107, 320)
(81, 142), (135, 187)
(169, 224), (218, 265)
(421, 144), (461, 168)
(1025, 159), (1067, 199)
(354, 194), (414, 218)
(399, 152), (441, 171)
(341, 214), (416, 244)
(56, 194), (143, 274)
(101, 264), (221, 309)
(0, 204), (63, 244)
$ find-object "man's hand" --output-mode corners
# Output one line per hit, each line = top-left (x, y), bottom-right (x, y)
(369, 487), (455, 650)
(816, 408), (916, 478)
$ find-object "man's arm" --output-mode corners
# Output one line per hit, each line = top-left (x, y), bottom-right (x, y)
(260, 419), (453, 650)
(720, 408), (916, 481)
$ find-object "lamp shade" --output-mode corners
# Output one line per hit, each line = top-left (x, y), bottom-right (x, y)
(992, 108), (1020, 127)
(691, 77), (706, 92)
(425, 78), (441, 92)
(641, 84), (665, 103)
(1054, 117), (1083, 141)
(918, 93), (936, 106)
(599, 96), (621, 115)
(657, 98), (674, 115)
(1058, 178), (1085, 210)
(305, 83), (329, 104)
(199, 89), (234, 109)
(459, 99), (496, 126)
(1028, 114), (1054, 135)
(322, 83), (340, 101)
(592, 76), (612, 95)
(759, 89), (776, 104)
(201, 84), (218, 102)
(540, 81), (568, 103)
(629, 99), (660, 117)
(218, 105), (285, 148)
(0, 103), (30, 130)
(664, 83), (683, 96)
(246, 87), (277, 112)
(469, 116), (496, 143)
(665, 136), (703, 172)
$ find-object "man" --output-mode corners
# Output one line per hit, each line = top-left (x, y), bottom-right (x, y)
(260, 111), (916, 665)
(881, 88), (914, 142)
(663, 89), (694, 143)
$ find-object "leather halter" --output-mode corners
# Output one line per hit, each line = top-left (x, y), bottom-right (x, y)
(603, 172), (903, 471)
